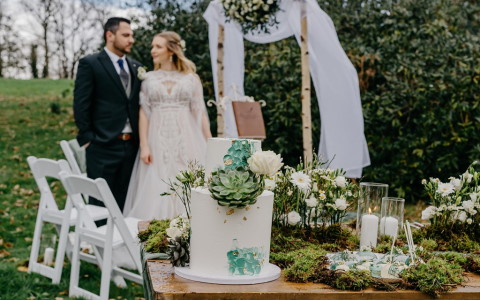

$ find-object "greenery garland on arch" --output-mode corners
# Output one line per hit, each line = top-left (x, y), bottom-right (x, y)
(220, 0), (281, 34)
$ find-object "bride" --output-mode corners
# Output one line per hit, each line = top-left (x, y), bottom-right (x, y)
(124, 31), (211, 220)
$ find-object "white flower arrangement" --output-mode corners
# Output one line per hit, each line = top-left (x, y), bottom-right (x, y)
(219, 0), (281, 34)
(166, 215), (190, 240)
(421, 161), (480, 226)
(272, 156), (357, 228)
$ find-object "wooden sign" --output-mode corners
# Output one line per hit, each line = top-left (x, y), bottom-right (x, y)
(232, 101), (266, 139)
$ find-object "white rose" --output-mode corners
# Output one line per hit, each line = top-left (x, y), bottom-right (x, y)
(305, 196), (318, 208)
(287, 211), (301, 225)
(334, 176), (346, 188)
(166, 227), (182, 239)
(421, 206), (437, 220)
(467, 218), (473, 224)
(248, 150), (283, 177)
(463, 171), (473, 183)
(335, 198), (348, 210)
(454, 211), (467, 223)
(450, 178), (462, 191)
(264, 178), (276, 190)
(169, 218), (179, 228)
(470, 193), (478, 202)
(462, 200), (477, 215)
(436, 182), (455, 197)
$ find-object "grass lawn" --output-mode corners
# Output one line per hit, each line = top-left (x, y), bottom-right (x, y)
(0, 78), (144, 299)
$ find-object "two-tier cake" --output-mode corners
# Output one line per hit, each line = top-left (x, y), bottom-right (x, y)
(174, 138), (281, 284)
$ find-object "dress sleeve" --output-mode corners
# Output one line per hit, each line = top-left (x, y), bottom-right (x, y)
(139, 73), (152, 119)
(190, 73), (209, 127)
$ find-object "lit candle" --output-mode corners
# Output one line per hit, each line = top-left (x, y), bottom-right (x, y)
(44, 247), (54, 265)
(360, 214), (379, 248)
(380, 216), (399, 238)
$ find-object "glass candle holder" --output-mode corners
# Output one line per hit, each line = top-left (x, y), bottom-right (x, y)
(380, 197), (405, 239)
(356, 182), (388, 249)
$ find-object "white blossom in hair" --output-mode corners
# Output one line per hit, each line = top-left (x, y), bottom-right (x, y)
(179, 39), (186, 52)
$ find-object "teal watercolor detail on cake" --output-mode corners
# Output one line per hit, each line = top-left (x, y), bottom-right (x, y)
(223, 139), (254, 170)
(227, 239), (265, 275)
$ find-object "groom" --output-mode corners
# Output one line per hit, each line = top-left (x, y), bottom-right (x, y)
(73, 17), (142, 212)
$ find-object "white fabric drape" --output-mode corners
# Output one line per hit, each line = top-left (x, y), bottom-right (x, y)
(203, 0), (370, 177)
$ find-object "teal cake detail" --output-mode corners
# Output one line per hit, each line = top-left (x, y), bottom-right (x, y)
(227, 239), (265, 275)
(223, 140), (254, 170)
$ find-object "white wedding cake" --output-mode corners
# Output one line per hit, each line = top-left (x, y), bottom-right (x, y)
(175, 138), (281, 284)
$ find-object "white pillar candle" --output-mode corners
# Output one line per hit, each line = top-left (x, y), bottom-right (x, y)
(44, 247), (54, 265)
(360, 214), (379, 248)
(380, 216), (399, 238)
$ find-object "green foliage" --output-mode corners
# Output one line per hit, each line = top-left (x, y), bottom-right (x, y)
(132, 0), (480, 203)
(138, 219), (170, 253)
(279, 245), (328, 283)
(401, 257), (464, 297)
(332, 270), (373, 291)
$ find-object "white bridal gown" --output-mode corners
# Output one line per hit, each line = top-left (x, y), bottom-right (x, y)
(124, 69), (208, 220)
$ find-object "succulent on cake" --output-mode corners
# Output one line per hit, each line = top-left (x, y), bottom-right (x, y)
(223, 140), (255, 170)
(209, 167), (264, 208)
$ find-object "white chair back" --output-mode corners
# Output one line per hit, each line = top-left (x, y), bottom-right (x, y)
(59, 172), (142, 300)
(27, 156), (73, 284)
(60, 139), (85, 175)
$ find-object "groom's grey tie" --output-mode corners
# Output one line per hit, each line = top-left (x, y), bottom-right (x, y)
(117, 59), (129, 89)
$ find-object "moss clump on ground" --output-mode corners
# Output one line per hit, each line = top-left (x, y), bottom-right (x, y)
(418, 224), (480, 253)
(137, 219), (170, 253)
(271, 244), (328, 282)
(401, 257), (464, 297)
(270, 224), (357, 253)
(331, 270), (373, 291)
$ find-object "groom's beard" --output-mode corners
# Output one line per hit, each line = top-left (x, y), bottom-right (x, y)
(114, 41), (132, 55)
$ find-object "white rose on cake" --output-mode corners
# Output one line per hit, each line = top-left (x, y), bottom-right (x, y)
(247, 150), (283, 177)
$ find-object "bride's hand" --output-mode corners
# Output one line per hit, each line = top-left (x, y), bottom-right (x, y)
(140, 146), (153, 164)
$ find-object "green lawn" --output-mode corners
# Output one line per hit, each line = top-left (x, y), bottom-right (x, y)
(0, 79), (144, 299)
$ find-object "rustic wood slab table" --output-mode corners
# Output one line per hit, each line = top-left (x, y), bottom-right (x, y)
(139, 222), (480, 300)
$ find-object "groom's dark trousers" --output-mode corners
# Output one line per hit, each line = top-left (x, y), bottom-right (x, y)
(73, 50), (142, 212)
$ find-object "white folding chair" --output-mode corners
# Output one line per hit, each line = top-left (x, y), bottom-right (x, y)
(27, 156), (109, 284)
(60, 139), (86, 176)
(59, 172), (143, 300)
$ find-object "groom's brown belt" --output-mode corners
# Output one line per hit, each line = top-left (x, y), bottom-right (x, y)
(117, 133), (132, 141)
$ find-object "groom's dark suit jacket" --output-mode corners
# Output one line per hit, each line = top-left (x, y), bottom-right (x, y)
(74, 50), (142, 146)
(73, 49), (142, 212)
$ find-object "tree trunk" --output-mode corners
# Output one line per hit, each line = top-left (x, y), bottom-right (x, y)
(300, 3), (312, 163)
(30, 44), (38, 79)
(216, 24), (225, 137)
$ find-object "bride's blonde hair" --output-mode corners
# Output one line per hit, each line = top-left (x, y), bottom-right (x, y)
(153, 31), (196, 73)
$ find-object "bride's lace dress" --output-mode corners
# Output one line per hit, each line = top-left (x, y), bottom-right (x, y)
(124, 70), (208, 220)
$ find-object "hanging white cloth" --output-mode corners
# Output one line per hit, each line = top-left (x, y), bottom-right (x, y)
(203, 0), (370, 177)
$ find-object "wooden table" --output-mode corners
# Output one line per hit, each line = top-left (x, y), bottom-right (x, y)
(138, 222), (480, 300)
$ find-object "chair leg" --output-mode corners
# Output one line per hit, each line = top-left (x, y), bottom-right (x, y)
(28, 214), (44, 274)
(99, 222), (114, 300)
(69, 227), (82, 298)
(51, 222), (70, 284)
